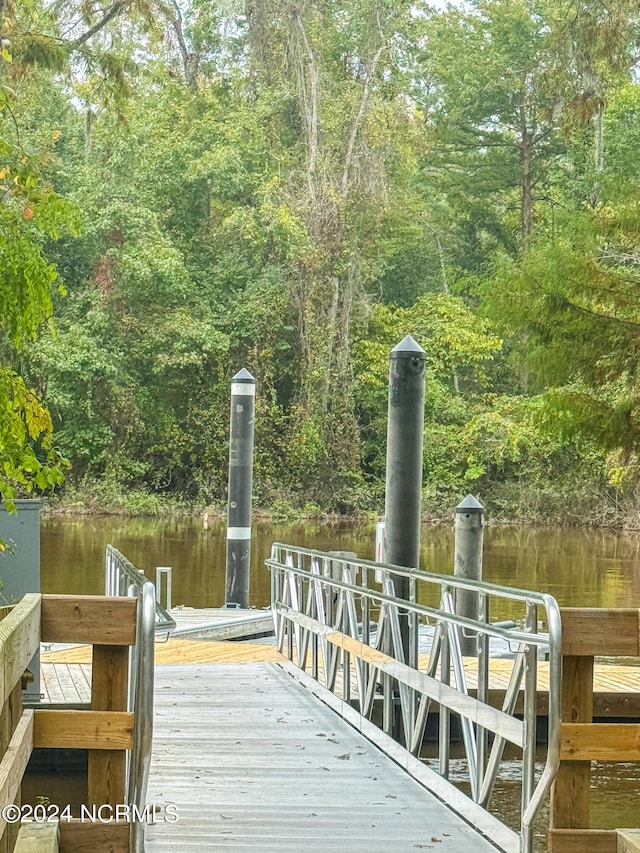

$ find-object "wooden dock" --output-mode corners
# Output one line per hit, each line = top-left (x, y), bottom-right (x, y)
(34, 631), (640, 851)
(168, 607), (274, 640)
(38, 643), (640, 718)
(144, 661), (501, 852)
(38, 640), (282, 704)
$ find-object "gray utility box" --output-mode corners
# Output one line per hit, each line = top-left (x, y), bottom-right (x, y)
(0, 500), (41, 702)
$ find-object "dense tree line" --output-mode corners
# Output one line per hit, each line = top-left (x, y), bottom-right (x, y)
(2, 1), (640, 521)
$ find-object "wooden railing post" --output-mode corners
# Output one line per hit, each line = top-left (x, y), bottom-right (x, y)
(0, 683), (24, 853)
(39, 595), (138, 853)
(0, 595), (41, 853)
(549, 609), (640, 853)
(550, 654), (593, 830)
(0, 594), (141, 853)
(88, 646), (129, 808)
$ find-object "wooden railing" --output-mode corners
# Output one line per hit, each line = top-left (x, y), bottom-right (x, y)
(0, 593), (140, 853)
(549, 608), (640, 853)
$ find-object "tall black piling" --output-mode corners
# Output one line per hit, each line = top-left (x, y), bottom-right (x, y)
(383, 334), (426, 663)
(224, 368), (256, 608)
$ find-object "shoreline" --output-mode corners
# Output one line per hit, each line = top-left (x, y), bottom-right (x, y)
(38, 496), (640, 531)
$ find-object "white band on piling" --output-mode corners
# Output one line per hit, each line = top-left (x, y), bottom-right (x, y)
(231, 383), (255, 396)
(227, 526), (252, 540)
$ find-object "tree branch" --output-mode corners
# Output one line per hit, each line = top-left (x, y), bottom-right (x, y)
(291, 8), (319, 199)
(71, 0), (128, 49)
(341, 22), (385, 197)
(161, 0), (198, 90)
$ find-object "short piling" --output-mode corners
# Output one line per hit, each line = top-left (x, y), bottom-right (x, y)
(224, 368), (256, 608)
(454, 494), (485, 656)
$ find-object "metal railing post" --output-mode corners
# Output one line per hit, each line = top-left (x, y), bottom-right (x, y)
(128, 582), (156, 853)
(155, 566), (172, 611)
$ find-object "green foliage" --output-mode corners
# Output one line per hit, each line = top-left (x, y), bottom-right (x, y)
(3, 0), (640, 522)
(0, 55), (78, 507)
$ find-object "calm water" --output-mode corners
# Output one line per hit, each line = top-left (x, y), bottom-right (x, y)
(40, 516), (640, 611)
(35, 517), (640, 843)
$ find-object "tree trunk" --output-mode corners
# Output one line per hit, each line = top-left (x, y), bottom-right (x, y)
(520, 107), (533, 243)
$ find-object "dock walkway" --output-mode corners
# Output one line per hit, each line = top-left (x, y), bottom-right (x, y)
(144, 661), (500, 852)
(39, 643), (640, 718)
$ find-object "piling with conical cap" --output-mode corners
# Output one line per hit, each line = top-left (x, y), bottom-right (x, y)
(383, 335), (426, 661)
(454, 494), (485, 656)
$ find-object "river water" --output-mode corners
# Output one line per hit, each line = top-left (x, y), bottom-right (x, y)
(40, 516), (640, 610)
(37, 516), (640, 844)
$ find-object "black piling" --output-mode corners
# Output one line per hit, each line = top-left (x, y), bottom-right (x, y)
(224, 368), (256, 608)
(383, 334), (426, 661)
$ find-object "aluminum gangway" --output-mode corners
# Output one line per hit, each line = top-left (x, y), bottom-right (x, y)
(265, 544), (563, 853)
(143, 545), (562, 852)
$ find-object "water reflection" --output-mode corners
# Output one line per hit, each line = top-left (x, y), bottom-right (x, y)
(41, 517), (640, 610)
(37, 516), (640, 838)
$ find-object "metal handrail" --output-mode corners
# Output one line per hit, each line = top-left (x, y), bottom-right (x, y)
(105, 546), (159, 853)
(127, 581), (156, 853)
(105, 544), (176, 634)
(267, 543), (562, 853)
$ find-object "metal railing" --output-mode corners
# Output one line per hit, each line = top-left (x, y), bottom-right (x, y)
(267, 544), (562, 853)
(105, 546), (164, 853)
(128, 580), (156, 853)
(105, 544), (176, 634)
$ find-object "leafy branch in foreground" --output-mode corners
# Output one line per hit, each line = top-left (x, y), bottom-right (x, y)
(0, 49), (79, 507)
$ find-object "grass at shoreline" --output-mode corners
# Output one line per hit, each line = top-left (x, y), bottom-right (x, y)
(38, 480), (640, 530)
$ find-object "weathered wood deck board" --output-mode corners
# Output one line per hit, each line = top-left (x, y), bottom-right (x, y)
(42, 639), (282, 665)
(40, 663), (65, 703)
(145, 662), (500, 852)
(39, 643), (640, 715)
(40, 663), (91, 704)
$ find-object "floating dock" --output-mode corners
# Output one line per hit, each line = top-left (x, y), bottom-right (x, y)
(168, 606), (274, 640)
(39, 644), (640, 718)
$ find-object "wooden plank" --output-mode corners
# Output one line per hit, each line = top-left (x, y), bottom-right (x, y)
(34, 710), (133, 750)
(281, 606), (526, 745)
(41, 597), (137, 646)
(548, 829), (617, 853)
(14, 820), (59, 852)
(52, 666), (81, 704)
(68, 665), (91, 704)
(0, 596), (41, 708)
(88, 646), (128, 808)
(58, 821), (129, 853)
(0, 681), (25, 853)
(561, 722), (640, 761)
(550, 655), (593, 830)
(40, 666), (65, 705)
(0, 711), (34, 843)
(560, 608), (640, 656)
(81, 664), (92, 686)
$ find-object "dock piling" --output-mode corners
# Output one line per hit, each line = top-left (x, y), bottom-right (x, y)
(224, 368), (256, 608)
(383, 335), (425, 667)
(454, 495), (485, 656)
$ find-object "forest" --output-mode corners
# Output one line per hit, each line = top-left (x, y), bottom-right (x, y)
(2, 0), (640, 524)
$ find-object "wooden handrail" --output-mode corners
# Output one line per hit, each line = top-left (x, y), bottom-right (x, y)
(549, 608), (640, 853)
(0, 594), (139, 853)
